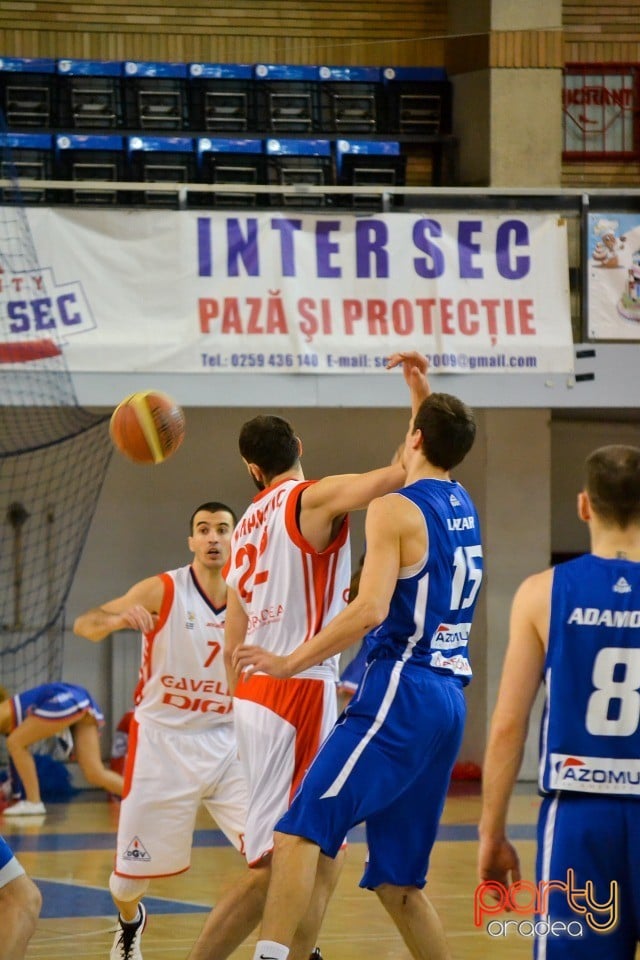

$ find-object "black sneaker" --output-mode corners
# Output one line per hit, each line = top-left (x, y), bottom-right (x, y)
(309, 950), (323, 960)
(110, 902), (147, 960)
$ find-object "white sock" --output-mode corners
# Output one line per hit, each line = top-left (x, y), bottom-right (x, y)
(253, 940), (289, 960)
(120, 906), (142, 926)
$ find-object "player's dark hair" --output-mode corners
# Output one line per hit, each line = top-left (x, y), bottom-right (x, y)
(238, 415), (300, 482)
(413, 393), (476, 470)
(585, 445), (640, 528)
(189, 501), (237, 534)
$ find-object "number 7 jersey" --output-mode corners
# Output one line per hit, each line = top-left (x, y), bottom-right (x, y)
(541, 553), (640, 796)
(133, 564), (231, 729)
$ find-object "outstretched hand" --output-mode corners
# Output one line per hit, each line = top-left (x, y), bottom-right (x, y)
(386, 352), (431, 400)
(232, 644), (292, 680)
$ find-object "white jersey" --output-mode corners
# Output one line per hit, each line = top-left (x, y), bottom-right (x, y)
(133, 564), (232, 730)
(226, 478), (351, 681)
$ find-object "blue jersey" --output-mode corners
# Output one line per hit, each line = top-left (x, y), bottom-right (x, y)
(366, 478), (483, 683)
(540, 553), (640, 796)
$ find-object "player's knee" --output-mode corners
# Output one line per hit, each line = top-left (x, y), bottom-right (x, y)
(109, 873), (149, 903)
(1, 874), (41, 934)
(375, 882), (420, 908)
(15, 875), (42, 925)
(23, 876), (42, 925)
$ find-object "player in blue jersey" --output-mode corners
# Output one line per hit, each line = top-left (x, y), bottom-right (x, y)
(0, 834), (41, 959)
(233, 355), (482, 960)
(478, 444), (640, 959)
(0, 681), (123, 815)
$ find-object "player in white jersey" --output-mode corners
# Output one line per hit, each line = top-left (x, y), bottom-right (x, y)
(227, 475), (352, 868)
(212, 352), (430, 960)
(75, 502), (278, 960)
(233, 369), (480, 960)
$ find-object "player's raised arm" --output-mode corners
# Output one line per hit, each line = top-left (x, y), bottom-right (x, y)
(301, 352), (431, 521)
(73, 575), (164, 642)
(385, 351), (431, 417)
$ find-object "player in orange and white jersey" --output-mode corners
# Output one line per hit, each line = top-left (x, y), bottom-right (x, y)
(208, 352), (430, 960)
(228, 476), (352, 872)
(75, 502), (283, 960)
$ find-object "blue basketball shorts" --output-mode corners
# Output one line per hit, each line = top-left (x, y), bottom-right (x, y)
(277, 658), (465, 889)
(535, 793), (640, 959)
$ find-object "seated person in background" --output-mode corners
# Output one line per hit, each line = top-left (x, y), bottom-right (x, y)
(0, 682), (124, 816)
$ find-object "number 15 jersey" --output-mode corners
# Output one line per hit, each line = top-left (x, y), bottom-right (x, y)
(541, 553), (640, 796)
(366, 477), (483, 683)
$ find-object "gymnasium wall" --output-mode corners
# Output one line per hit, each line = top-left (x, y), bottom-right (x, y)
(0, 1), (446, 66)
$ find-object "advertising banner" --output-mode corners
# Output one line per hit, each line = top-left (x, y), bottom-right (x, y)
(588, 213), (640, 340)
(5, 208), (574, 374)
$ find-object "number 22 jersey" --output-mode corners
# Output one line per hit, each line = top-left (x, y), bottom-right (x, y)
(225, 478), (351, 681)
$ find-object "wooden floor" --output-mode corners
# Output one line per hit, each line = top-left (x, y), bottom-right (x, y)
(3, 785), (542, 960)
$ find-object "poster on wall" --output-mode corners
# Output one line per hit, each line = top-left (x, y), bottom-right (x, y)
(588, 212), (640, 340)
(5, 208), (574, 374)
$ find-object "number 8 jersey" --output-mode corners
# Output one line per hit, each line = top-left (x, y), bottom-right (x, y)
(366, 477), (483, 682)
(541, 554), (640, 796)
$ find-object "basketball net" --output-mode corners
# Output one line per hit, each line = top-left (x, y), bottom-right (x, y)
(0, 118), (113, 732)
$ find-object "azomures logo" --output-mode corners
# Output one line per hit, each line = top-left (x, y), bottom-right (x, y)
(550, 754), (640, 792)
(431, 622), (471, 649)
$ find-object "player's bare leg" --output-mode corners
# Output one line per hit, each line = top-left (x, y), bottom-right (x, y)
(6, 715), (71, 803)
(187, 864), (269, 960)
(375, 883), (451, 960)
(289, 848), (345, 960)
(0, 873), (41, 960)
(255, 833), (322, 955)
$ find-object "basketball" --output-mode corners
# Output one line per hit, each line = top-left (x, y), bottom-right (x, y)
(109, 391), (186, 464)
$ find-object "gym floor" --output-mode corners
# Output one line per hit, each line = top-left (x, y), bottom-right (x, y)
(2, 783), (542, 959)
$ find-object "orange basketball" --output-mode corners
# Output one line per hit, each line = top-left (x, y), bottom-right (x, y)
(109, 391), (186, 464)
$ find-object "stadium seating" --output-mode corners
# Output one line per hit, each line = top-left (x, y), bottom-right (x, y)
(0, 56), (454, 203)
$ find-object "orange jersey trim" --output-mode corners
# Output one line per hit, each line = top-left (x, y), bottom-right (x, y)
(114, 863), (191, 880)
(234, 674), (326, 801)
(122, 715), (139, 800)
(282, 481), (349, 643)
(134, 573), (174, 706)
